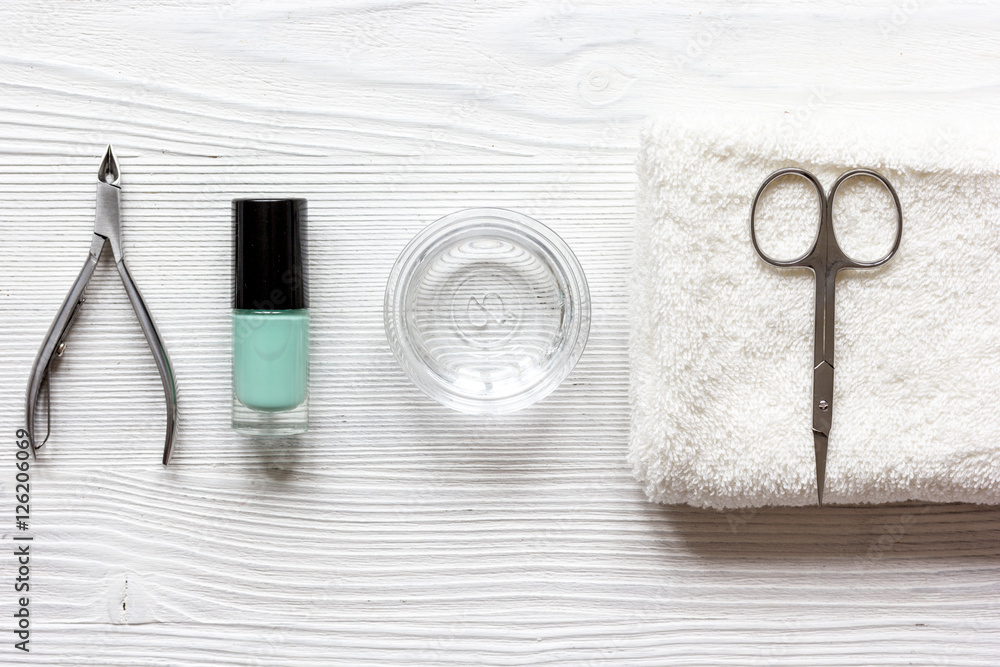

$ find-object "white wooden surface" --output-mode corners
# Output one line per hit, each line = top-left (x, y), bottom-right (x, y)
(1, 1), (999, 665)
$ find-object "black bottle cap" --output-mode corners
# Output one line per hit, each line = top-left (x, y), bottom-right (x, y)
(233, 198), (307, 310)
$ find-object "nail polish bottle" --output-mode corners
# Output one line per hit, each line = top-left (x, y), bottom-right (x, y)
(231, 198), (309, 435)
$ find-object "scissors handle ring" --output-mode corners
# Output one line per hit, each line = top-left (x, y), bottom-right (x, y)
(828, 168), (903, 269)
(749, 167), (826, 268)
(750, 167), (903, 270)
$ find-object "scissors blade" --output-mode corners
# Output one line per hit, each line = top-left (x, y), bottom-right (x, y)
(811, 359), (834, 506)
(813, 431), (828, 506)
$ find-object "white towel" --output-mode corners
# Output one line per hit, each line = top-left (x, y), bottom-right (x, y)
(629, 113), (1000, 509)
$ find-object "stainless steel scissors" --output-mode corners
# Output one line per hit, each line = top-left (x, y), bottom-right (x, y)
(24, 146), (178, 464)
(750, 168), (902, 505)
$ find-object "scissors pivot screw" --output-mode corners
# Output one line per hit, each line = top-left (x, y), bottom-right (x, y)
(818, 400), (829, 411)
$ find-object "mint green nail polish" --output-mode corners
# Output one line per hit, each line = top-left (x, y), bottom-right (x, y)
(231, 199), (309, 436)
(233, 310), (309, 411)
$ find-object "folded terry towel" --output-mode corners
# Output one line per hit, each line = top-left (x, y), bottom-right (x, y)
(630, 113), (1000, 509)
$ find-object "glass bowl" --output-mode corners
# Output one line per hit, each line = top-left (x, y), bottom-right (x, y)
(384, 208), (590, 413)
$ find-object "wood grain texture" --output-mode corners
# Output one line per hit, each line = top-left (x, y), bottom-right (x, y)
(1, 1), (998, 665)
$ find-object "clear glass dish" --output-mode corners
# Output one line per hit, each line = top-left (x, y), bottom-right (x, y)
(384, 208), (590, 413)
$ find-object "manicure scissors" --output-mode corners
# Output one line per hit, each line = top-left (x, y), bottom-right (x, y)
(750, 168), (902, 505)
(24, 146), (179, 463)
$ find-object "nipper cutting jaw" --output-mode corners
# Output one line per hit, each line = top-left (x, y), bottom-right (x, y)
(24, 146), (178, 464)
